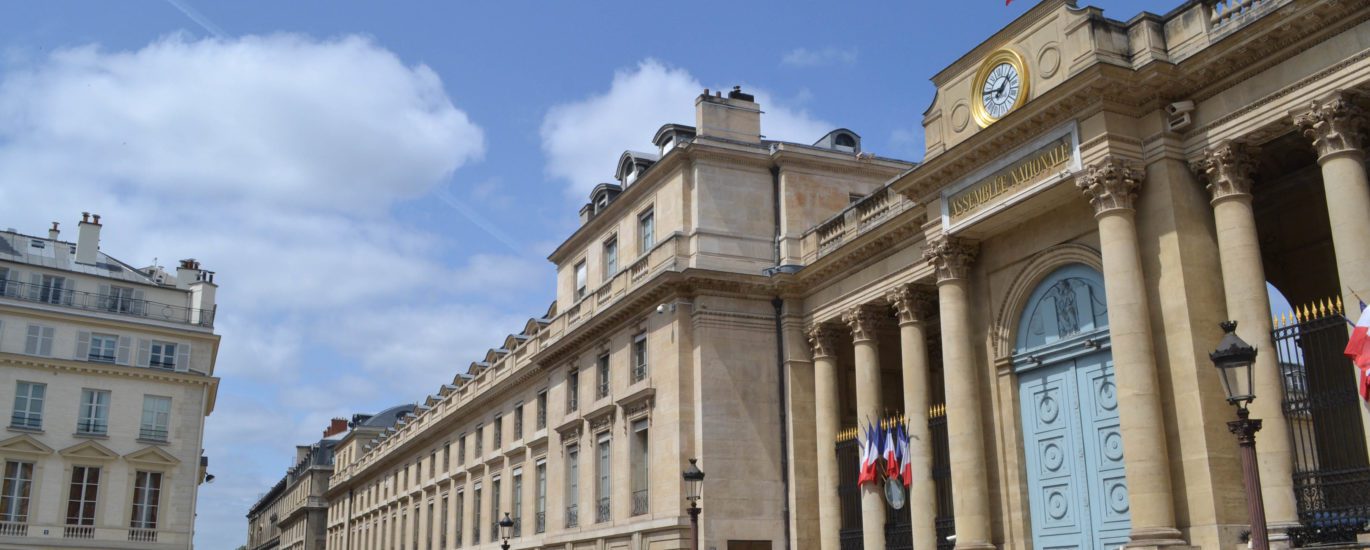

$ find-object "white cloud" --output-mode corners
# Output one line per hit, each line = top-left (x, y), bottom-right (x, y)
(781, 46), (858, 68)
(540, 59), (834, 197)
(0, 33), (483, 213)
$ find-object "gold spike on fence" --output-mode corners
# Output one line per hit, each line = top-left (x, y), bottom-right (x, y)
(1337, 295), (1346, 317)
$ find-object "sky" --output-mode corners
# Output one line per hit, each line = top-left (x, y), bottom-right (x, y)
(0, 1), (1215, 548)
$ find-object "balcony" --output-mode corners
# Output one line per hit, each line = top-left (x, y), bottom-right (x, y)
(631, 490), (648, 516)
(75, 421), (107, 436)
(1208, 0), (1286, 32)
(512, 516), (522, 538)
(0, 279), (214, 328)
(596, 497), (610, 523)
(0, 522), (26, 537)
(535, 511), (545, 534)
(139, 427), (169, 443)
(8, 414), (40, 431)
(803, 186), (916, 263)
(129, 528), (157, 542)
(565, 504), (578, 528)
(63, 526), (93, 539)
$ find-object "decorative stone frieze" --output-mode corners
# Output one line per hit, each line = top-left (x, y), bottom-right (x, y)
(1191, 141), (1259, 203)
(1294, 92), (1366, 159)
(923, 236), (979, 282)
(842, 305), (886, 343)
(1077, 156), (1144, 215)
(807, 324), (843, 359)
(886, 284), (937, 326)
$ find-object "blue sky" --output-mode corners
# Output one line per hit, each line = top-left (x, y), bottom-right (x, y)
(0, 1), (1218, 547)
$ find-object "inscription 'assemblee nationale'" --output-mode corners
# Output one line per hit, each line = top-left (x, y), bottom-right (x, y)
(948, 134), (1074, 221)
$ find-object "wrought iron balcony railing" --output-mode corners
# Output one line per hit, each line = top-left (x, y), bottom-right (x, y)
(631, 490), (648, 516)
(139, 427), (168, 442)
(9, 414), (40, 430)
(564, 504), (578, 528)
(76, 421), (107, 436)
(0, 279), (214, 327)
(596, 497), (610, 523)
(534, 511), (545, 534)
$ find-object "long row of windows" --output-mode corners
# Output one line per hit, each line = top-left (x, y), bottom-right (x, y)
(574, 208), (654, 301)
(0, 318), (190, 371)
(0, 267), (151, 315)
(350, 422), (650, 550)
(0, 460), (162, 530)
(10, 381), (172, 441)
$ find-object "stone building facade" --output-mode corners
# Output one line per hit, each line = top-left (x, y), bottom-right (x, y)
(0, 214), (220, 549)
(326, 1), (1370, 549)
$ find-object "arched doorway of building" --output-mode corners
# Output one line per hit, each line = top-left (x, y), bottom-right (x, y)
(1013, 264), (1130, 549)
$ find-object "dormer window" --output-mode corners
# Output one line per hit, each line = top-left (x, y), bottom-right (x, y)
(624, 165), (638, 186)
(660, 135), (675, 155)
(595, 194), (609, 214)
(834, 133), (857, 152)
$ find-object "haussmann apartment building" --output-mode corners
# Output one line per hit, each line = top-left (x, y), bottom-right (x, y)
(0, 213), (221, 549)
(322, 1), (1370, 549)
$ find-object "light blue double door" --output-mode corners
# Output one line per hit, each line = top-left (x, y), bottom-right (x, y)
(1019, 350), (1130, 549)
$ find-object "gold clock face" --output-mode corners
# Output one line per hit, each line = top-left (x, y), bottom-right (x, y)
(971, 49), (1030, 128)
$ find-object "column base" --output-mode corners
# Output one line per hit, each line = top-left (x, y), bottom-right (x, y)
(1125, 527), (1193, 549)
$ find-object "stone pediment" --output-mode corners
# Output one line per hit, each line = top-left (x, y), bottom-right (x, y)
(0, 434), (54, 457)
(125, 446), (180, 468)
(58, 440), (119, 462)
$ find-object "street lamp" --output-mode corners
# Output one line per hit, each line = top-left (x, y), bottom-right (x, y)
(1210, 320), (1269, 550)
(683, 458), (705, 550)
(499, 512), (514, 550)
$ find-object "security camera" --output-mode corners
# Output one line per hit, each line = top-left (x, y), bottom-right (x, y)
(1166, 100), (1195, 116)
(656, 304), (667, 314)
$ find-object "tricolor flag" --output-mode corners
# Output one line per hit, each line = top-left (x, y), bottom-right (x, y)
(858, 422), (879, 486)
(899, 423), (913, 487)
(1345, 301), (1370, 402)
(884, 423), (899, 479)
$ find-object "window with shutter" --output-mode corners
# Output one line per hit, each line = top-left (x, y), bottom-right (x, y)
(116, 336), (132, 365)
(24, 325), (53, 357)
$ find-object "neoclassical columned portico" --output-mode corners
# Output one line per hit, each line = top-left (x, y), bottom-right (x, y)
(1192, 142), (1300, 538)
(1076, 158), (1190, 549)
(1294, 93), (1370, 315)
(924, 237), (994, 550)
(887, 284), (940, 550)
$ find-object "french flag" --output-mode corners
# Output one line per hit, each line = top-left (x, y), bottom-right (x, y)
(899, 424), (913, 487)
(884, 423), (899, 479)
(858, 422), (880, 486)
(1345, 301), (1370, 402)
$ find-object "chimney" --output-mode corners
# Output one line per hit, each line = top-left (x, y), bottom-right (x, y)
(695, 85), (761, 143)
(48, 222), (59, 241)
(75, 212), (101, 265)
(176, 258), (202, 289)
(295, 445), (312, 464)
(323, 418), (349, 438)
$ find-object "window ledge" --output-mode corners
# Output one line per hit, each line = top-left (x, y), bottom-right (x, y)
(136, 438), (169, 446)
(6, 425), (43, 435)
(73, 432), (109, 440)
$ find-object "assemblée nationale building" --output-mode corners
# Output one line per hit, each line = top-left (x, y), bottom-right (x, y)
(260, 1), (1370, 550)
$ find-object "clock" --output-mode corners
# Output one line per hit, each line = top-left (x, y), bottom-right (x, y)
(971, 49), (1031, 128)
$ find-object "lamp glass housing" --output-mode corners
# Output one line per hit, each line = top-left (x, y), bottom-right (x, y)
(1210, 321), (1258, 407)
(499, 512), (514, 539)
(682, 458), (705, 502)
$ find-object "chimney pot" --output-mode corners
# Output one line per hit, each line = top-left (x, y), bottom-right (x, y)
(81, 212), (90, 223)
(92, 214), (101, 225)
(48, 222), (60, 240)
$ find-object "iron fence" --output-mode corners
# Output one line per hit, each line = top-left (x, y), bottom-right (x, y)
(631, 489), (648, 516)
(1, 279), (214, 327)
(596, 497), (610, 523)
(1273, 301), (1370, 545)
(834, 407), (953, 550)
(565, 504), (577, 528)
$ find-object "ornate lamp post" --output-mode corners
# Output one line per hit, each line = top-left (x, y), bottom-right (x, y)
(1210, 320), (1269, 550)
(499, 512), (514, 550)
(683, 458), (705, 550)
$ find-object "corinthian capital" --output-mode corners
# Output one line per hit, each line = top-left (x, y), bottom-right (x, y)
(1191, 142), (1259, 203)
(807, 323), (843, 359)
(923, 236), (978, 282)
(1077, 156), (1144, 216)
(1294, 93), (1366, 159)
(842, 305), (886, 343)
(886, 284), (937, 326)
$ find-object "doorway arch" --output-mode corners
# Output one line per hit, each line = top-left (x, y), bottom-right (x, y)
(1013, 263), (1130, 549)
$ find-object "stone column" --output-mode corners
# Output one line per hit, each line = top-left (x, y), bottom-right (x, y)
(887, 284), (940, 550)
(809, 324), (844, 550)
(1192, 142), (1299, 539)
(1077, 157), (1189, 548)
(1295, 93), (1370, 314)
(845, 304), (887, 550)
(924, 237), (992, 550)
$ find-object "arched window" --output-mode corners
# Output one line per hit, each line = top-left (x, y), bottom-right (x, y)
(834, 133), (856, 149)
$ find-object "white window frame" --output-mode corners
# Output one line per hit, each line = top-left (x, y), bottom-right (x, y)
(11, 382), (44, 430)
(24, 325), (54, 357)
(88, 333), (118, 363)
(77, 389), (110, 435)
(574, 260), (588, 301)
(139, 396), (171, 442)
(130, 471), (161, 529)
(632, 332), (648, 383)
(0, 460), (33, 523)
(603, 237), (618, 277)
(66, 466), (100, 526)
(638, 208), (655, 254)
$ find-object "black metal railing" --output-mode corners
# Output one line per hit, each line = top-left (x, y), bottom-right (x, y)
(535, 511), (545, 533)
(631, 490), (648, 516)
(87, 353), (115, 363)
(835, 407), (954, 550)
(76, 421), (107, 435)
(564, 505), (578, 528)
(139, 427), (168, 442)
(596, 497), (610, 523)
(0, 280), (214, 327)
(9, 414), (40, 430)
(512, 516), (521, 537)
(1274, 302), (1370, 545)
(597, 380), (609, 399)
(632, 363), (647, 383)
